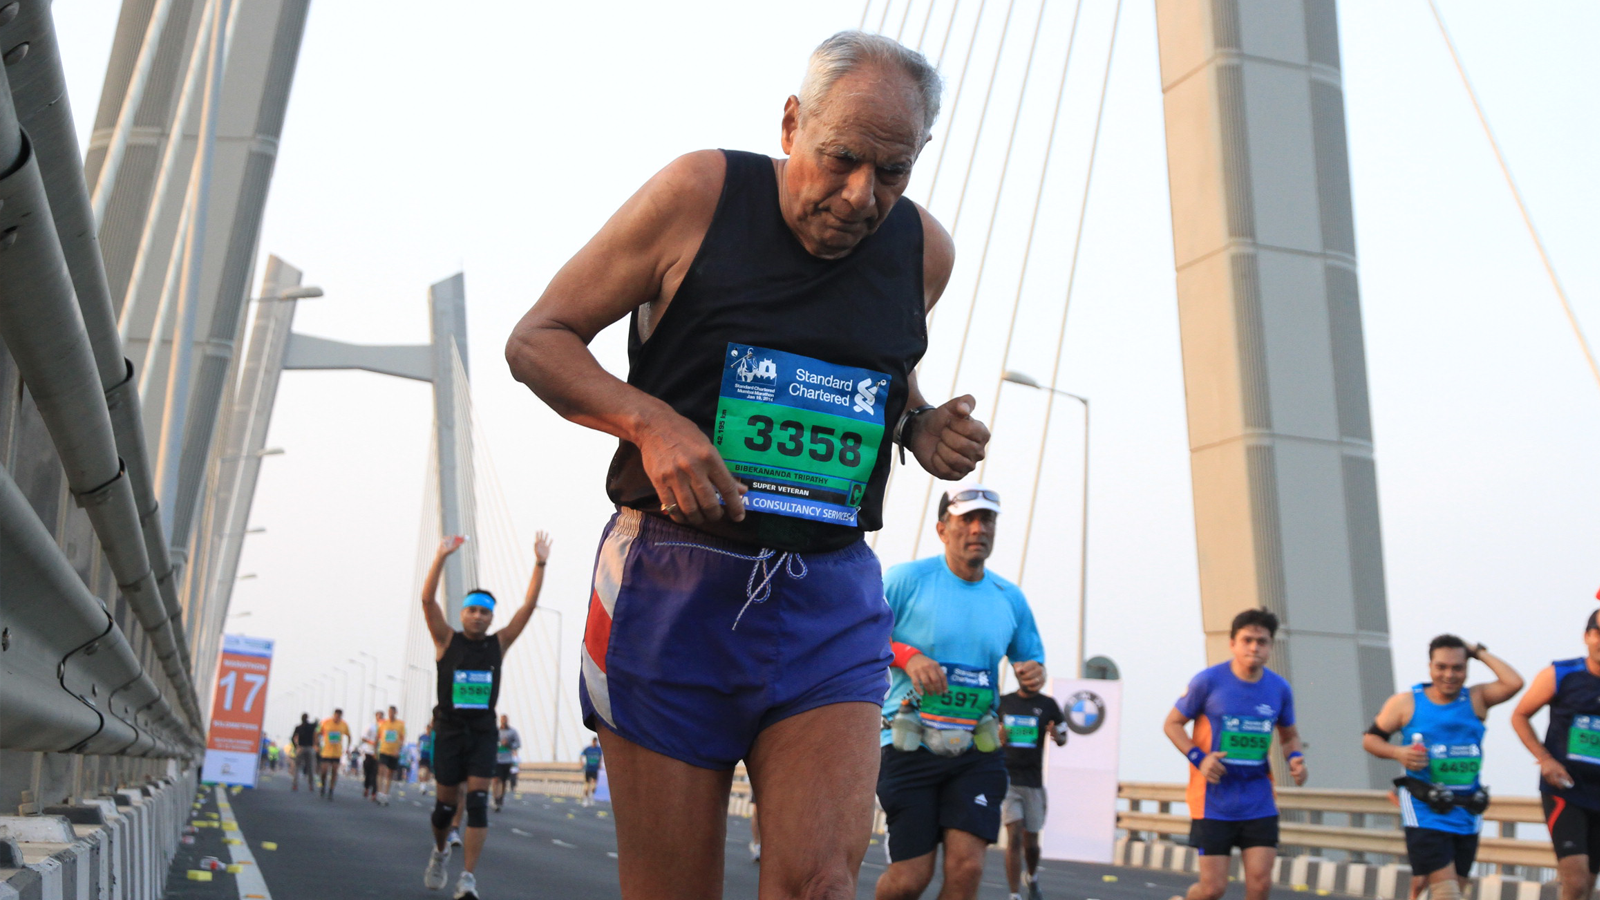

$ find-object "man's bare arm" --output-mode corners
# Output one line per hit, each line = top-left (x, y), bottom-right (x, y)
(1468, 644), (1524, 715)
(422, 536), (465, 651)
(902, 205), (988, 480)
(505, 150), (746, 527)
(497, 532), (552, 653)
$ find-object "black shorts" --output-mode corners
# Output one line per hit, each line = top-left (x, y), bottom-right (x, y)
(1545, 794), (1600, 871)
(494, 763), (517, 782)
(432, 722), (499, 786)
(1188, 816), (1279, 856)
(1404, 827), (1478, 877)
(584, 768), (599, 784)
(876, 746), (1009, 863)
(379, 754), (400, 771)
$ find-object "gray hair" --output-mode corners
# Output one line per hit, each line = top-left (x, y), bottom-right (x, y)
(799, 31), (943, 139)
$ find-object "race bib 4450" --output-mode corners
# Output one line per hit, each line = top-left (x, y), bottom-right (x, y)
(713, 343), (889, 526)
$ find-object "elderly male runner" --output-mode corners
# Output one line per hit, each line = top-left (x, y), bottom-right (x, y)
(420, 532), (551, 900)
(1362, 636), (1521, 900)
(506, 31), (988, 900)
(1511, 609), (1600, 900)
(1164, 609), (1307, 900)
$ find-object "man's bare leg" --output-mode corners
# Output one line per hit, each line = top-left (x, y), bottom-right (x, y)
(461, 775), (492, 872)
(601, 725), (735, 900)
(746, 703), (879, 899)
(1240, 846), (1276, 900)
(875, 850), (935, 900)
(1003, 821), (1025, 893)
(1556, 856), (1595, 900)
(1177, 854), (1229, 900)
(432, 783), (460, 851)
(877, 827), (990, 900)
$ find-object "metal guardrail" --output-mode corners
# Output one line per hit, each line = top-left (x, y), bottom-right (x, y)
(1118, 783), (1555, 869)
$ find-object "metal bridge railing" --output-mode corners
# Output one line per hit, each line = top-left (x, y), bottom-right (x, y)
(1119, 782), (1554, 869)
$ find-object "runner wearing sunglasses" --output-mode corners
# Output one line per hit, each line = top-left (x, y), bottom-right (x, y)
(875, 483), (1047, 900)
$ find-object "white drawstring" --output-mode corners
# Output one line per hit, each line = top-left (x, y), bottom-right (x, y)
(656, 541), (809, 630)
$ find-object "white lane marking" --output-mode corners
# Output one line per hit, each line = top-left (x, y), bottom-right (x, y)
(552, 839), (577, 848)
(511, 828), (532, 837)
(607, 852), (618, 859)
(216, 786), (273, 900)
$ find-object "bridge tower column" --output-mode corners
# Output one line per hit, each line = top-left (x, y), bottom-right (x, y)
(1153, 0), (1394, 788)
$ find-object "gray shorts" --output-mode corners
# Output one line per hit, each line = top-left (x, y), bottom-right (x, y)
(1002, 784), (1047, 832)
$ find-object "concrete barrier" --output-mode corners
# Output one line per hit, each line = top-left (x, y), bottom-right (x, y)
(0, 769), (195, 900)
(1113, 838), (1562, 900)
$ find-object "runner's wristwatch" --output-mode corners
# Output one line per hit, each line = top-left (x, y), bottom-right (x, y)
(895, 405), (936, 463)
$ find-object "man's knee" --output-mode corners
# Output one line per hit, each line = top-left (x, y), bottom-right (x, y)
(431, 801), (457, 831)
(942, 847), (986, 888)
(880, 854), (936, 899)
(465, 789), (489, 828)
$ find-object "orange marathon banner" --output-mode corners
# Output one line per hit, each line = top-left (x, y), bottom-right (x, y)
(201, 634), (274, 787)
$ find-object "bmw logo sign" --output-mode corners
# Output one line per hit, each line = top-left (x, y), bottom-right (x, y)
(1066, 690), (1106, 736)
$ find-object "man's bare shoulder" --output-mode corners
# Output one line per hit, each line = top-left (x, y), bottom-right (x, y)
(914, 202), (955, 308)
(635, 150), (727, 224)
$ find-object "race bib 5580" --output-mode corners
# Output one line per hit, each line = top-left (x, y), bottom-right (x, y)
(713, 343), (889, 526)
(453, 670), (493, 710)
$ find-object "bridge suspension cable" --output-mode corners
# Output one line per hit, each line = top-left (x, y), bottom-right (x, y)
(1426, 0), (1600, 394)
(1013, 0), (1120, 586)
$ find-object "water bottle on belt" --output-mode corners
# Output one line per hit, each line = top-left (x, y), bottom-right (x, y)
(890, 697), (922, 752)
(972, 711), (1001, 753)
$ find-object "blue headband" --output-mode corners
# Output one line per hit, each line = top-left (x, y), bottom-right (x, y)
(463, 591), (496, 611)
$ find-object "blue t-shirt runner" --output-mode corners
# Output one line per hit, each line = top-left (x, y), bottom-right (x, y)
(1175, 661), (1296, 821)
(878, 557), (1045, 745)
(581, 744), (603, 775)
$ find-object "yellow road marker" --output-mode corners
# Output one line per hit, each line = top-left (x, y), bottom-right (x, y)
(187, 871), (213, 882)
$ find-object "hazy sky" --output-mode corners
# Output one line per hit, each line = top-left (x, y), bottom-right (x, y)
(56, 1), (1598, 788)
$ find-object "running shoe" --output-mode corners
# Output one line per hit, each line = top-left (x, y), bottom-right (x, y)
(1028, 880), (1044, 900)
(454, 871), (478, 900)
(448, 828), (462, 848)
(749, 840), (761, 862)
(423, 847), (450, 890)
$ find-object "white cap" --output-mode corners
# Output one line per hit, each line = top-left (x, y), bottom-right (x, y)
(941, 480), (1001, 517)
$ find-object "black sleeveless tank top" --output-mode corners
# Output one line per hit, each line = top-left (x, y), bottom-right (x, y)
(1543, 657), (1600, 808)
(436, 632), (502, 731)
(605, 149), (928, 553)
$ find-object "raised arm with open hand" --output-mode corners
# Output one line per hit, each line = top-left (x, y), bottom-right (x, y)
(497, 531), (552, 652)
(421, 536), (465, 653)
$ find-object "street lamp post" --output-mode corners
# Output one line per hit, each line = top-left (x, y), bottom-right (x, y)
(539, 607), (565, 761)
(348, 656), (369, 719)
(1002, 370), (1091, 678)
(406, 664), (429, 725)
(359, 651), (379, 717)
(333, 667), (350, 715)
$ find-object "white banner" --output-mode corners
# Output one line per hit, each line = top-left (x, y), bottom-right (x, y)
(1039, 677), (1122, 863)
(202, 634), (275, 788)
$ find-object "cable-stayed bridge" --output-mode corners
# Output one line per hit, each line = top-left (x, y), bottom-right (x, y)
(0, 0), (1593, 897)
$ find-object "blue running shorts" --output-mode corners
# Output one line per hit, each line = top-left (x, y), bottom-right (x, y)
(579, 507), (893, 770)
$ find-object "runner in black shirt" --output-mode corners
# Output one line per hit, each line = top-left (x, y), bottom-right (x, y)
(290, 714), (318, 793)
(420, 532), (551, 900)
(999, 690), (1066, 900)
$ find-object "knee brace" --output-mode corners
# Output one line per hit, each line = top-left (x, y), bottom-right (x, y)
(431, 801), (457, 831)
(465, 790), (489, 828)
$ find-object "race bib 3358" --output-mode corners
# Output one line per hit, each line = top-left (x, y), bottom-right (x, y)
(713, 343), (889, 526)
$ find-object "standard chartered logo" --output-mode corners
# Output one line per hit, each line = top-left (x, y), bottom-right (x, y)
(853, 378), (882, 414)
